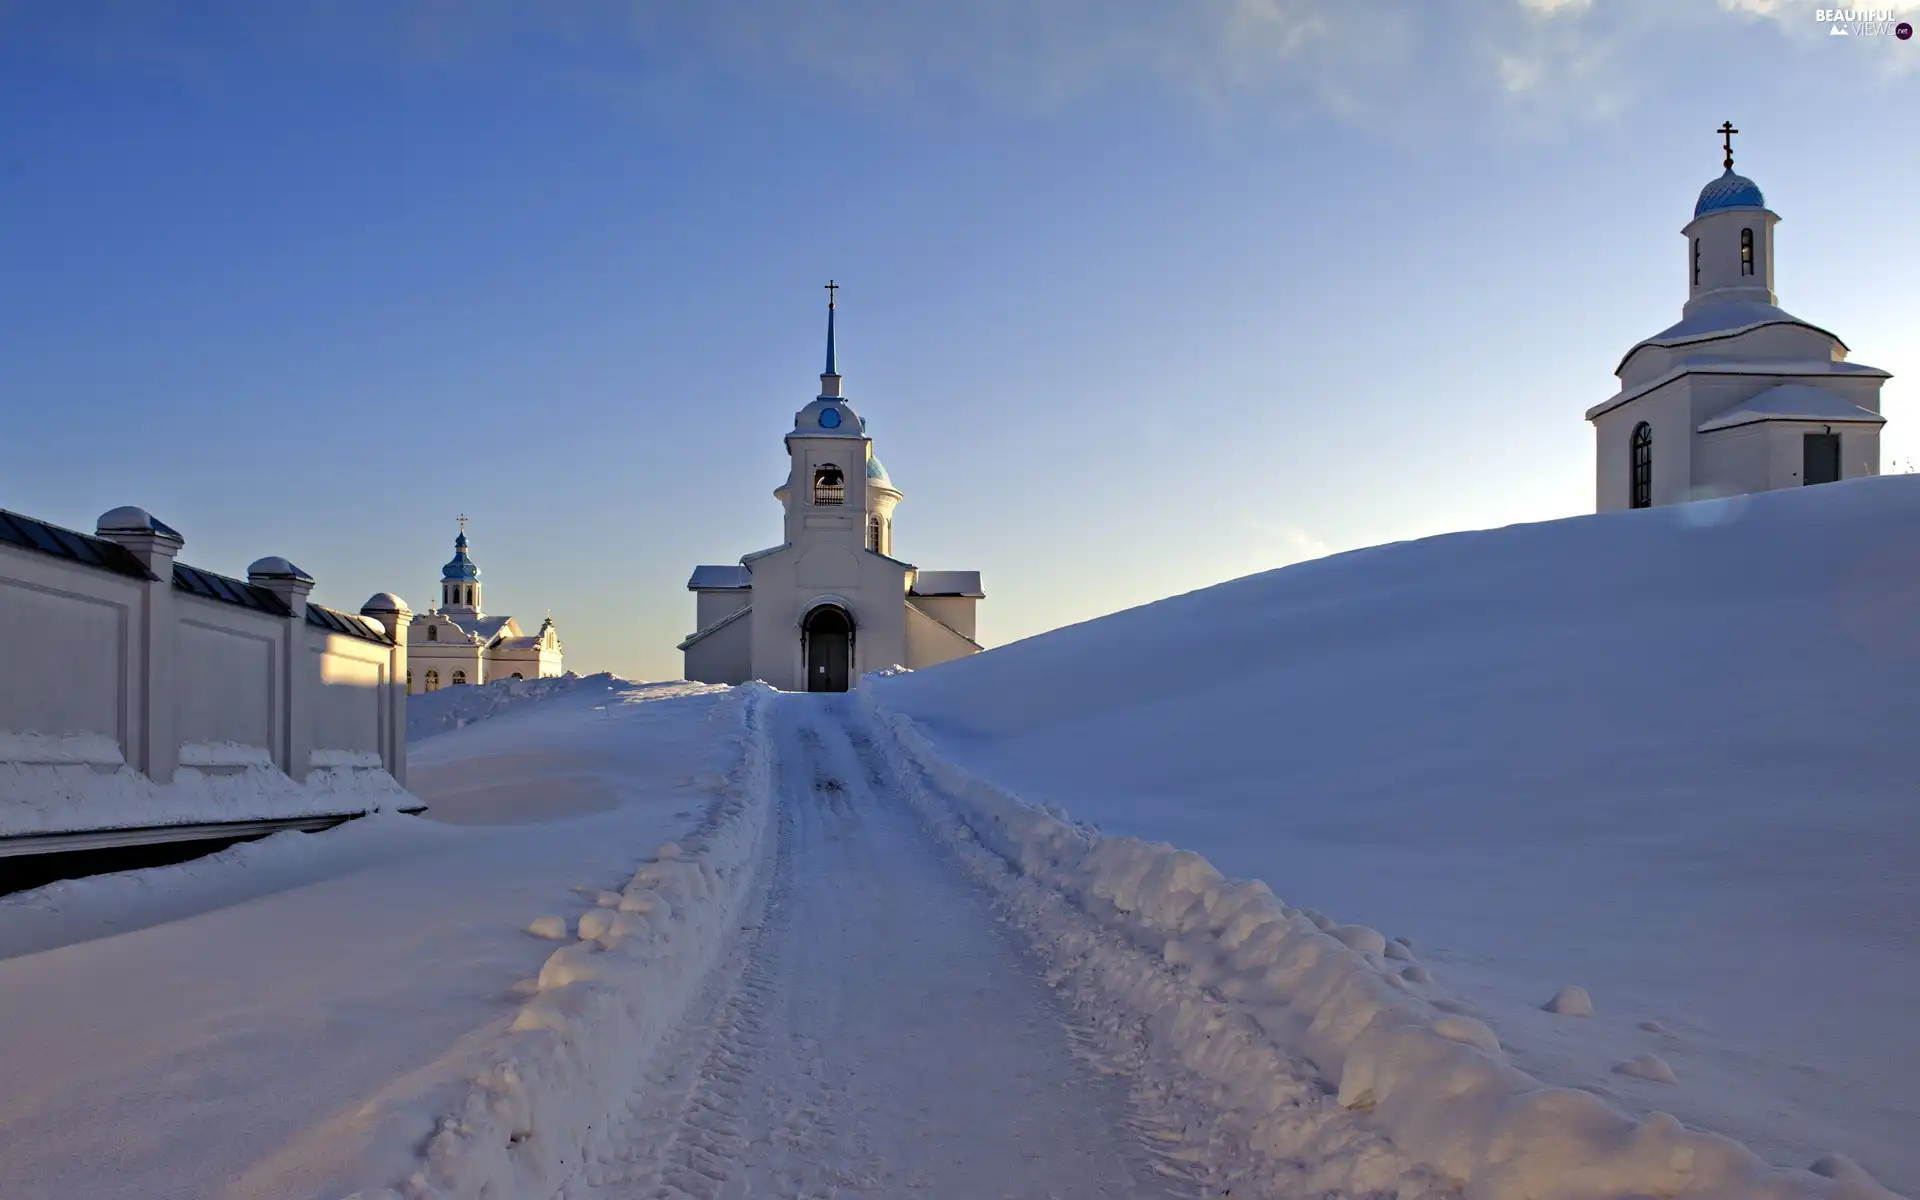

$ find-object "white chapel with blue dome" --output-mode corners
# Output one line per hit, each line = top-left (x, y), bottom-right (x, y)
(1587, 124), (1889, 510)
(406, 519), (563, 692)
(681, 286), (984, 691)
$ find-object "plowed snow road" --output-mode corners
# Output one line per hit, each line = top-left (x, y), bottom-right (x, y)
(583, 695), (1176, 1199)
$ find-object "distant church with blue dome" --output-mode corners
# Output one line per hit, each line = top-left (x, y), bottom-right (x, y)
(1587, 124), (1890, 510)
(681, 285), (984, 691)
(406, 519), (563, 693)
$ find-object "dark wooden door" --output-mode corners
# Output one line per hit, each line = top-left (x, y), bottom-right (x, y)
(1803, 433), (1841, 486)
(805, 608), (852, 693)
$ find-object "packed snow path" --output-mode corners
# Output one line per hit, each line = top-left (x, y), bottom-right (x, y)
(590, 695), (1172, 1198)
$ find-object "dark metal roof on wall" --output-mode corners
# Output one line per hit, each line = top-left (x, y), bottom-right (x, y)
(306, 603), (393, 645)
(173, 562), (291, 615)
(0, 509), (155, 580)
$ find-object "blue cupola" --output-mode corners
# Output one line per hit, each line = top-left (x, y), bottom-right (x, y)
(442, 530), (481, 581)
(438, 519), (484, 613)
(1695, 169), (1766, 217)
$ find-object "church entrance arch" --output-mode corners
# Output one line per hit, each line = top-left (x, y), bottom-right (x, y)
(802, 604), (854, 693)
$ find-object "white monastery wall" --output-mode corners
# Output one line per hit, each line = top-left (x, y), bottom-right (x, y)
(0, 505), (413, 841)
(0, 551), (135, 745)
(174, 599), (280, 754)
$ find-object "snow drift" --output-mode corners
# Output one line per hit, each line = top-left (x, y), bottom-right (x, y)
(862, 696), (1898, 1199)
(867, 476), (1920, 1197)
(405, 671), (624, 742)
(343, 682), (777, 1199)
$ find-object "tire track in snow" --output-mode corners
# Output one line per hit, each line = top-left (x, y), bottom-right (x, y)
(588, 695), (1176, 1199)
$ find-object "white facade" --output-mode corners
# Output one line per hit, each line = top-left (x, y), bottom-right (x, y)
(406, 522), (563, 693)
(1587, 140), (1889, 511)
(681, 295), (984, 691)
(0, 504), (411, 842)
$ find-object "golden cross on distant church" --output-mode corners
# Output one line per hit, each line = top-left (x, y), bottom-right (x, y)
(1719, 121), (1739, 171)
(457, 512), (469, 535)
(825, 279), (838, 310)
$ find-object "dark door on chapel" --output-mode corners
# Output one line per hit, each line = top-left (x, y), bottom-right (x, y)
(804, 607), (852, 693)
(1803, 433), (1841, 486)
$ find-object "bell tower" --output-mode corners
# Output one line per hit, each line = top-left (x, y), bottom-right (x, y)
(438, 516), (483, 616)
(775, 282), (901, 551)
(1682, 122), (1779, 316)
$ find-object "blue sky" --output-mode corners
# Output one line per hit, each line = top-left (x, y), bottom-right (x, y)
(2, 1), (1916, 680)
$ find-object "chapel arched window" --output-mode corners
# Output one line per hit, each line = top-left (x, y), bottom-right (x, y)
(1692, 238), (1701, 287)
(868, 515), (882, 550)
(425, 669), (440, 692)
(1740, 228), (1754, 276)
(1630, 422), (1653, 509)
(452, 669), (467, 686)
(813, 464), (845, 506)
(426, 625), (438, 642)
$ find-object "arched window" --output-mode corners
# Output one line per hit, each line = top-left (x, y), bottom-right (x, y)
(452, 669), (467, 686)
(812, 464), (845, 506)
(425, 669), (440, 692)
(1692, 238), (1701, 287)
(1740, 228), (1754, 276)
(511, 672), (524, 680)
(426, 624), (438, 642)
(1630, 422), (1653, 509)
(867, 514), (882, 551)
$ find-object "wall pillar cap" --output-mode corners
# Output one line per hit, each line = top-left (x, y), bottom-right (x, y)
(361, 591), (412, 616)
(96, 506), (184, 544)
(247, 556), (315, 584)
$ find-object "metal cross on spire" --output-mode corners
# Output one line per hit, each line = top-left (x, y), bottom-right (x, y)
(457, 513), (469, 535)
(1719, 121), (1739, 171)
(823, 280), (840, 377)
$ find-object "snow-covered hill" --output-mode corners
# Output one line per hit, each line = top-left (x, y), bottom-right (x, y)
(872, 475), (1920, 1194)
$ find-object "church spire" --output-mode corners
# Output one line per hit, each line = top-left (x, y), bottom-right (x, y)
(820, 280), (843, 398)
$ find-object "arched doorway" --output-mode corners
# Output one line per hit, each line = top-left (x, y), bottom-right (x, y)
(803, 605), (853, 693)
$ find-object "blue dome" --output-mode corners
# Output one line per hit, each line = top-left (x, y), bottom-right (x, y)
(866, 455), (891, 486)
(1695, 170), (1766, 217)
(441, 531), (481, 581)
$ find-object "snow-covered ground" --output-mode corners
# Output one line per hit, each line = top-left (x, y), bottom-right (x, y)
(870, 474), (1920, 1196)
(0, 679), (736, 1199)
(2, 478), (1913, 1199)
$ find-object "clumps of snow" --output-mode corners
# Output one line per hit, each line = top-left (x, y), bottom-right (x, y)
(0, 749), (413, 838)
(1641, 1020), (1670, 1033)
(405, 672), (623, 743)
(1331, 923), (1387, 953)
(525, 916), (568, 941)
(1546, 985), (1595, 1017)
(1616, 1053), (1682, 1084)
(350, 683), (777, 1200)
(1385, 940), (1417, 962)
(859, 691), (1899, 1200)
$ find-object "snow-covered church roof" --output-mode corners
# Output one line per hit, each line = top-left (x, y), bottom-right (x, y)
(1697, 384), (1885, 433)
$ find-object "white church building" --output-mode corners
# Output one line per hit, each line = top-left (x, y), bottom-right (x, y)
(407, 520), (563, 693)
(681, 287), (984, 691)
(1587, 125), (1889, 510)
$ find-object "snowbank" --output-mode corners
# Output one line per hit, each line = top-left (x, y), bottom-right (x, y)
(344, 682), (778, 1199)
(0, 753), (411, 837)
(861, 691), (1901, 1198)
(406, 672), (623, 743)
(869, 475), (1920, 1194)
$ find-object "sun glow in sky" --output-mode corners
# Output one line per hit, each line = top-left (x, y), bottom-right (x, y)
(2, 2), (1916, 679)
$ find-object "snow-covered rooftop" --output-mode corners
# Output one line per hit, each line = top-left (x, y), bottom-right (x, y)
(1697, 383), (1885, 432)
(687, 564), (752, 591)
(910, 570), (984, 598)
